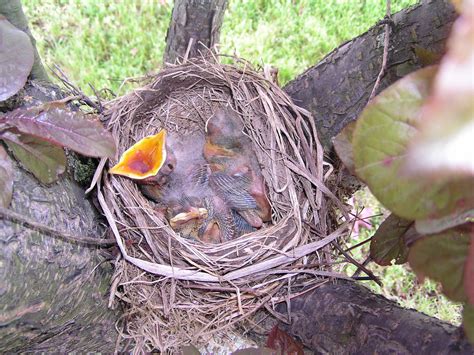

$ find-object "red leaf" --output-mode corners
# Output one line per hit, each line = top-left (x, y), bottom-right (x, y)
(0, 145), (13, 207)
(0, 16), (34, 101)
(370, 213), (413, 266)
(353, 66), (474, 223)
(5, 102), (116, 158)
(408, 225), (471, 302)
(266, 325), (304, 355)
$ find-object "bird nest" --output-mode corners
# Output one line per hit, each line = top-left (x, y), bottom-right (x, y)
(95, 57), (350, 352)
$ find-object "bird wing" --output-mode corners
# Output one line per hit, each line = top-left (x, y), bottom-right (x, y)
(232, 210), (256, 235)
(209, 172), (257, 210)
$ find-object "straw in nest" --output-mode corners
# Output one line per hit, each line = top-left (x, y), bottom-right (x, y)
(95, 57), (350, 352)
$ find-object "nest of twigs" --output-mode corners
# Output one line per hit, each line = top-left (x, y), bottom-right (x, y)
(96, 56), (350, 352)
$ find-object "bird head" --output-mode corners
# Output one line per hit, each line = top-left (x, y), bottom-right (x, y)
(205, 108), (244, 149)
(109, 129), (176, 185)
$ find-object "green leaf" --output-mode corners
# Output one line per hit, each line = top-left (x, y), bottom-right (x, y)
(0, 145), (14, 207)
(464, 304), (474, 344)
(353, 66), (474, 221)
(413, 46), (442, 66)
(370, 213), (413, 266)
(0, 16), (34, 101)
(333, 120), (356, 173)
(408, 225), (471, 302)
(5, 102), (116, 158)
(405, 4), (474, 179)
(3, 132), (66, 184)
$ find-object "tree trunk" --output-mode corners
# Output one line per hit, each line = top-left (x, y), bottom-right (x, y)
(284, 0), (457, 150)
(1, 0), (470, 352)
(164, 0), (228, 64)
(276, 281), (472, 354)
(0, 161), (120, 352)
(1, 3), (118, 350)
(0, 0), (49, 81)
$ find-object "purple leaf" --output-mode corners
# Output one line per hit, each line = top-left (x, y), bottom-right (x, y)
(0, 145), (14, 207)
(5, 102), (116, 158)
(3, 132), (66, 184)
(0, 16), (34, 101)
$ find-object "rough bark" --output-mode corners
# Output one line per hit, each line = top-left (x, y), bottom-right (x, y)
(1, 0), (470, 352)
(164, 0), (228, 64)
(0, 161), (120, 352)
(0, 0), (49, 82)
(0, 3), (118, 347)
(277, 281), (472, 354)
(284, 0), (457, 150)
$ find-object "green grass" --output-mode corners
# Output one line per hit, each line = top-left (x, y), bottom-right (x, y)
(23, 0), (417, 94)
(221, 0), (416, 84)
(21, 0), (461, 325)
(343, 188), (463, 325)
(23, 0), (172, 95)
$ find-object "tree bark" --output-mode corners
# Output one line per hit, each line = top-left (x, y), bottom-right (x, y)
(164, 0), (228, 64)
(284, 0), (457, 150)
(1, 0), (470, 352)
(0, 161), (120, 352)
(0, 0), (49, 82)
(0, 3), (118, 350)
(276, 281), (472, 354)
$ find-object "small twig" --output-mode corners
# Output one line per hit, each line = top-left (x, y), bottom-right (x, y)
(0, 302), (45, 326)
(352, 276), (373, 281)
(352, 256), (373, 279)
(0, 207), (116, 246)
(55, 94), (83, 104)
(88, 83), (105, 112)
(50, 64), (103, 112)
(369, 0), (392, 101)
(344, 236), (373, 253)
(183, 37), (194, 63)
(332, 241), (382, 286)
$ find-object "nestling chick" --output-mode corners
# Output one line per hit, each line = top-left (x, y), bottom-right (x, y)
(204, 108), (272, 227)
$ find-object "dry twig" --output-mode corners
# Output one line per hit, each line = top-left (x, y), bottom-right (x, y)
(369, 0), (392, 101)
(0, 206), (115, 246)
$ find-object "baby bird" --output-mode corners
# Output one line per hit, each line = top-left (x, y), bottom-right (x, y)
(204, 108), (272, 227)
(109, 108), (272, 243)
(108, 130), (250, 243)
(109, 130), (209, 239)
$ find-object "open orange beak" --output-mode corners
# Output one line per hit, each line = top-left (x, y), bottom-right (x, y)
(109, 130), (167, 180)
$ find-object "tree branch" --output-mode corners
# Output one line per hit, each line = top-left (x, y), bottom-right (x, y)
(276, 281), (472, 353)
(284, 0), (457, 150)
